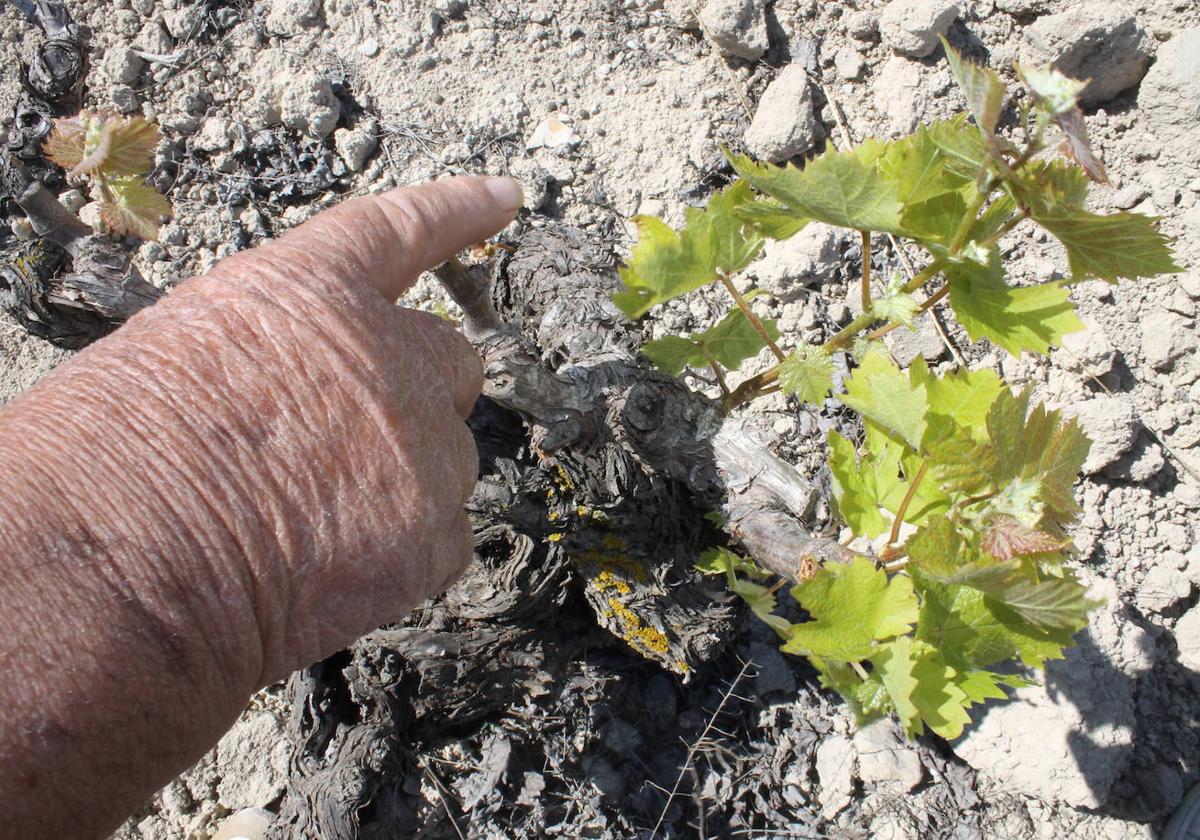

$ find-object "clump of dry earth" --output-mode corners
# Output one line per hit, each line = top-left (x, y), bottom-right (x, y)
(2, 0), (1199, 837)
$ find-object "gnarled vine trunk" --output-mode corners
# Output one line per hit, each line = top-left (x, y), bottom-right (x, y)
(267, 225), (846, 838)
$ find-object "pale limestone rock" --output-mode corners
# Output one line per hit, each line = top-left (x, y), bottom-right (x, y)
(816, 735), (855, 818)
(879, 0), (959, 58)
(744, 65), (816, 162)
(698, 0), (769, 60)
(1022, 7), (1152, 106)
(1063, 396), (1138, 475)
(853, 720), (923, 791)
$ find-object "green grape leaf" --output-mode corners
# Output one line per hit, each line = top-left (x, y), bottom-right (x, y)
(705, 180), (768, 273)
(778, 344), (835, 405)
(872, 635), (921, 734)
(694, 547), (728, 575)
(905, 515), (967, 579)
(954, 668), (1016, 706)
(728, 140), (905, 233)
(1035, 210), (1180, 282)
(973, 570), (1100, 632)
(735, 195), (812, 239)
(968, 193), (1018, 243)
(925, 431), (996, 500)
(900, 191), (971, 245)
(916, 552), (1098, 635)
(985, 386), (1032, 481)
(986, 388), (1091, 524)
(841, 345), (928, 450)
(986, 475), (1046, 528)
(705, 543), (793, 637)
(782, 556), (918, 661)
(917, 580), (1075, 670)
(872, 636), (972, 738)
(101, 175), (172, 240)
(850, 672), (894, 718)
(614, 215), (717, 318)
(811, 659), (865, 702)
(942, 38), (1006, 135)
(832, 420), (947, 538)
(695, 546), (769, 578)
(921, 556), (1028, 592)
(871, 278), (920, 327)
(1018, 159), (1090, 211)
(924, 115), (990, 181)
(640, 335), (699, 376)
(947, 246), (1084, 356)
(889, 443), (951, 526)
(910, 649), (973, 738)
(924, 387), (1088, 525)
(729, 575), (794, 637)
(701, 309), (780, 369)
(614, 182), (765, 319)
(828, 431), (891, 538)
(879, 121), (972, 205)
(920, 363), (1005, 446)
(1012, 161), (1178, 281)
(642, 308), (779, 376)
(810, 660), (892, 723)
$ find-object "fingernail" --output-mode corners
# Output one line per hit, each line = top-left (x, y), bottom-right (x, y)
(485, 176), (524, 212)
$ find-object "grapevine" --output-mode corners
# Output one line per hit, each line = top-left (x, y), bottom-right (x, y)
(43, 110), (172, 241)
(613, 41), (1179, 739)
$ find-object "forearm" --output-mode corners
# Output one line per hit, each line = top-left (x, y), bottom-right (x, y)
(0, 296), (271, 838)
(0, 488), (259, 839)
(0, 247), (475, 837)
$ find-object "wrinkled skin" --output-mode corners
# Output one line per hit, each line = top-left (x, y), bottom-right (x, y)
(0, 175), (523, 839)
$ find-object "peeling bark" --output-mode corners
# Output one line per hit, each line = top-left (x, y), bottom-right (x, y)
(445, 226), (853, 584)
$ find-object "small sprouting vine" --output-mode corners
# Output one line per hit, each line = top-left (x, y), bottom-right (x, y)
(614, 40), (1179, 739)
(43, 110), (173, 240)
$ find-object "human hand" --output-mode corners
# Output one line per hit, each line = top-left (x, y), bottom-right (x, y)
(0, 175), (523, 689)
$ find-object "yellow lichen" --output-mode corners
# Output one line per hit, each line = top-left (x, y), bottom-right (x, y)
(606, 598), (670, 656)
(575, 504), (610, 522)
(578, 549), (648, 584)
(593, 569), (632, 595)
(554, 465), (575, 491)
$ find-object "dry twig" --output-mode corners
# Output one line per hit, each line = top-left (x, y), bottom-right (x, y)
(649, 658), (755, 838)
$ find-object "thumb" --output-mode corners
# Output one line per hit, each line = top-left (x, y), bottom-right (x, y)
(230, 175), (523, 302)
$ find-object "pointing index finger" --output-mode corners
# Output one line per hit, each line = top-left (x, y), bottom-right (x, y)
(248, 175), (523, 302)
